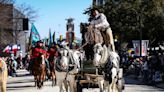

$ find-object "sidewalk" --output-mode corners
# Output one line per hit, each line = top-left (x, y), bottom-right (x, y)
(155, 82), (164, 89)
(125, 74), (164, 89)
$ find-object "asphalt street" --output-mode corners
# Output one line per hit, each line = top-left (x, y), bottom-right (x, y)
(6, 70), (164, 92)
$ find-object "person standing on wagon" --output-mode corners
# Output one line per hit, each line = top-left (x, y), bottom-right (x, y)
(90, 8), (115, 52)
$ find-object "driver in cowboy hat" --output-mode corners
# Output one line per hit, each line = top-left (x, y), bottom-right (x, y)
(90, 8), (115, 52)
(30, 40), (50, 74)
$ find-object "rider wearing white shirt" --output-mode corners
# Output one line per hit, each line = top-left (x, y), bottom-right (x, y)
(90, 13), (109, 29)
(90, 8), (115, 52)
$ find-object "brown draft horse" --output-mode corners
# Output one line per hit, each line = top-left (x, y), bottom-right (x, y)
(32, 54), (46, 89)
(80, 23), (103, 60)
(80, 23), (94, 60)
(48, 56), (56, 86)
(0, 58), (8, 92)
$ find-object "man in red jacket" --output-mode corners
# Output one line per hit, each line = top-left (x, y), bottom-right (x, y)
(31, 41), (47, 58)
(47, 44), (58, 58)
(47, 44), (58, 79)
(30, 40), (50, 74)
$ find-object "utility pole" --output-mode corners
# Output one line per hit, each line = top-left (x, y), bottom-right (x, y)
(139, 2), (144, 57)
(139, 14), (142, 57)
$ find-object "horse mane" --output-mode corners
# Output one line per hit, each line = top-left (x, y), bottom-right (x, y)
(108, 51), (120, 69)
(99, 45), (108, 65)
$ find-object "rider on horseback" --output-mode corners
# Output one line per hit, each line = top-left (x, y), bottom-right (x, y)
(47, 44), (58, 69)
(30, 40), (50, 74)
(48, 44), (58, 60)
(90, 8), (115, 52)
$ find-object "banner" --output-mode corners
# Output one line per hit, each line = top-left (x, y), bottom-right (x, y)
(132, 40), (140, 56)
(142, 40), (149, 56)
(29, 23), (40, 46)
(132, 40), (149, 56)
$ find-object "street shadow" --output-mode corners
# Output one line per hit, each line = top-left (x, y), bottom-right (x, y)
(124, 75), (141, 85)
(124, 74), (164, 90)
(7, 85), (34, 88)
(7, 79), (34, 84)
(7, 85), (35, 91)
(16, 73), (32, 77)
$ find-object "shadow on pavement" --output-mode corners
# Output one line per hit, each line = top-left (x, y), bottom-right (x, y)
(124, 74), (164, 90)
(16, 73), (32, 77)
(124, 75), (141, 85)
(7, 85), (35, 91)
(7, 79), (34, 84)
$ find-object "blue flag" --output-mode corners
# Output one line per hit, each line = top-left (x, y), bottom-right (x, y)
(52, 31), (56, 43)
(48, 29), (52, 46)
(30, 23), (40, 46)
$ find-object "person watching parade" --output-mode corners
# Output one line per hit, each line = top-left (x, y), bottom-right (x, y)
(90, 8), (115, 52)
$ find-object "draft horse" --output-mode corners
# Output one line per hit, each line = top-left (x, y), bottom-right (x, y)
(55, 47), (81, 92)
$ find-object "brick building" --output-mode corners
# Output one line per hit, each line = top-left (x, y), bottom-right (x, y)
(0, 4), (27, 56)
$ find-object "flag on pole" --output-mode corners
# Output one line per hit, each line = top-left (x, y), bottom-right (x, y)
(52, 31), (56, 43)
(3, 44), (21, 55)
(48, 29), (52, 46)
(29, 23), (40, 47)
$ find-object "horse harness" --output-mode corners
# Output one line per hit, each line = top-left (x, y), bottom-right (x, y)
(98, 50), (119, 82)
(56, 48), (76, 72)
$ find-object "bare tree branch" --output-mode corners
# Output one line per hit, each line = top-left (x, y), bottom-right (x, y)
(0, 0), (15, 4)
(15, 3), (38, 22)
(13, 3), (38, 43)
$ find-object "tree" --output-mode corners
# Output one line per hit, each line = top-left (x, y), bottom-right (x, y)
(0, 2), (38, 51)
(0, 0), (15, 4)
(84, 0), (164, 47)
(15, 3), (38, 22)
(13, 3), (38, 44)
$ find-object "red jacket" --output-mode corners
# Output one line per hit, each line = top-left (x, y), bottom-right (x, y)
(32, 47), (48, 58)
(47, 47), (58, 57)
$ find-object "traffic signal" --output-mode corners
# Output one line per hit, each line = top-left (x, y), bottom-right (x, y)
(23, 18), (29, 30)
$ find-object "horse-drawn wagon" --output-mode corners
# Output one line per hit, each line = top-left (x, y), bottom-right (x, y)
(73, 23), (125, 92)
(52, 23), (125, 92)
(75, 51), (124, 92)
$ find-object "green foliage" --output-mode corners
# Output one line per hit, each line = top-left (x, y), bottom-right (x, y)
(84, 0), (164, 46)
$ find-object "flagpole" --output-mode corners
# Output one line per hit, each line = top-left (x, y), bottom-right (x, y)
(28, 23), (41, 54)
(28, 25), (32, 53)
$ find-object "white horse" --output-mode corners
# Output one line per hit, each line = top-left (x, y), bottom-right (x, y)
(93, 43), (121, 92)
(55, 46), (82, 92)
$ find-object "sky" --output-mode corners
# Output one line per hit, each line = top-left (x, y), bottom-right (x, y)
(15, 0), (92, 39)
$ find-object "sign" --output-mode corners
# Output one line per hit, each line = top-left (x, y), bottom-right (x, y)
(132, 40), (149, 56)
(132, 40), (140, 56)
(142, 40), (149, 56)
